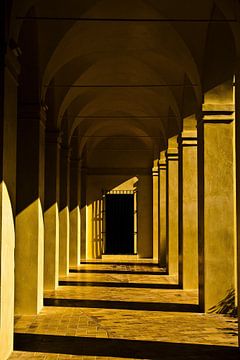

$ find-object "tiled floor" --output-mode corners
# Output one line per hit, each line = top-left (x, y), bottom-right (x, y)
(9, 259), (239, 359)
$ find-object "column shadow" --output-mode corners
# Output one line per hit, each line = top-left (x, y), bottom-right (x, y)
(44, 298), (200, 313)
(69, 269), (168, 275)
(58, 280), (180, 289)
(80, 261), (161, 267)
(14, 333), (239, 360)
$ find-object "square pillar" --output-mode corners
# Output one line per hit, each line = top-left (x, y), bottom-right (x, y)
(16, 103), (45, 314)
(166, 136), (179, 275)
(44, 130), (61, 290)
(235, 68), (240, 346)
(159, 151), (167, 268)
(152, 159), (159, 262)
(80, 162), (87, 260)
(59, 146), (70, 276)
(70, 158), (81, 266)
(178, 124), (198, 289)
(198, 106), (236, 311)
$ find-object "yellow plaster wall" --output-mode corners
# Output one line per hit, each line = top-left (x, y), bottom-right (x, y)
(86, 174), (153, 259)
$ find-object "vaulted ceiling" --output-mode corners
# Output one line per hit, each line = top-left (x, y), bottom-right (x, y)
(10, 0), (239, 162)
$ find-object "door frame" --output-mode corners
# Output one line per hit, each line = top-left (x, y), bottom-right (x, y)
(102, 189), (138, 255)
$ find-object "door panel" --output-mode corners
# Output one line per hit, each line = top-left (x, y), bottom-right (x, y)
(105, 194), (134, 254)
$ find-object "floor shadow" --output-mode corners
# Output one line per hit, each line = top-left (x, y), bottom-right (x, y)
(208, 289), (238, 317)
(44, 298), (200, 312)
(69, 269), (168, 275)
(14, 333), (239, 359)
(80, 261), (161, 267)
(59, 280), (180, 289)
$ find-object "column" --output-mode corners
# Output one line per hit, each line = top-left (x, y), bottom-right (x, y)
(44, 130), (61, 290)
(80, 162), (87, 260)
(59, 146), (70, 276)
(178, 119), (198, 289)
(69, 158), (81, 267)
(152, 159), (159, 262)
(15, 103), (45, 314)
(166, 136), (179, 275)
(198, 106), (236, 311)
(235, 68), (240, 346)
(159, 151), (167, 268)
(0, 46), (19, 360)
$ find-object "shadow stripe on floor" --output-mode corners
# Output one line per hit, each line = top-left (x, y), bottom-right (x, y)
(14, 333), (239, 360)
(70, 269), (168, 275)
(79, 261), (160, 267)
(44, 298), (200, 312)
(59, 281), (180, 289)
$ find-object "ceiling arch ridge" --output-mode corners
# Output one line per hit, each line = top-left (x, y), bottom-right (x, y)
(69, 109), (156, 139)
(41, 14), (202, 101)
(10, 0), (103, 49)
(45, 47), (195, 94)
(66, 88), (176, 131)
(56, 56), (182, 129)
(69, 107), (169, 156)
(65, 87), (182, 148)
(77, 117), (157, 159)
(43, 54), (99, 103)
(71, 108), (167, 144)
(59, 91), (99, 145)
(55, 55), (170, 122)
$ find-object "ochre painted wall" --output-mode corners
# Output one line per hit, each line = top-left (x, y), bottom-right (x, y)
(86, 174), (153, 259)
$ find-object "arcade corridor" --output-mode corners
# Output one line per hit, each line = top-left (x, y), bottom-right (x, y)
(2, 0), (240, 359)
(10, 259), (238, 359)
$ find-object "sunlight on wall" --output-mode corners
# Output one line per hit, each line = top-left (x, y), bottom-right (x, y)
(69, 206), (80, 266)
(86, 177), (138, 259)
(44, 203), (59, 290)
(0, 181), (15, 359)
(59, 206), (70, 276)
(15, 199), (44, 315)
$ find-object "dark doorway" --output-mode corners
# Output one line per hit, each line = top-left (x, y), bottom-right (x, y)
(105, 194), (134, 255)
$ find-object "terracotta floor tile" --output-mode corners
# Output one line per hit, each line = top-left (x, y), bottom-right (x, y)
(9, 261), (239, 359)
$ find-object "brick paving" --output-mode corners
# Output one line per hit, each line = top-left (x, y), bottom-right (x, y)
(9, 260), (239, 359)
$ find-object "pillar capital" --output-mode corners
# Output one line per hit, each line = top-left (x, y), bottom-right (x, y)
(166, 149), (178, 161)
(199, 104), (234, 125)
(45, 130), (62, 145)
(166, 136), (179, 160)
(152, 168), (159, 176)
(159, 163), (167, 170)
(159, 151), (167, 169)
(182, 115), (197, 132)
(18, 102), (47, 128)
(152, 159), (159, 174)
(70, 157), (82, 169)
(61, 145), (72, 161)
(179, 130), (197, 147)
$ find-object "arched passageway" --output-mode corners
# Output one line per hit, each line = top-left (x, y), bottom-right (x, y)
(0, 0), (240, 359)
